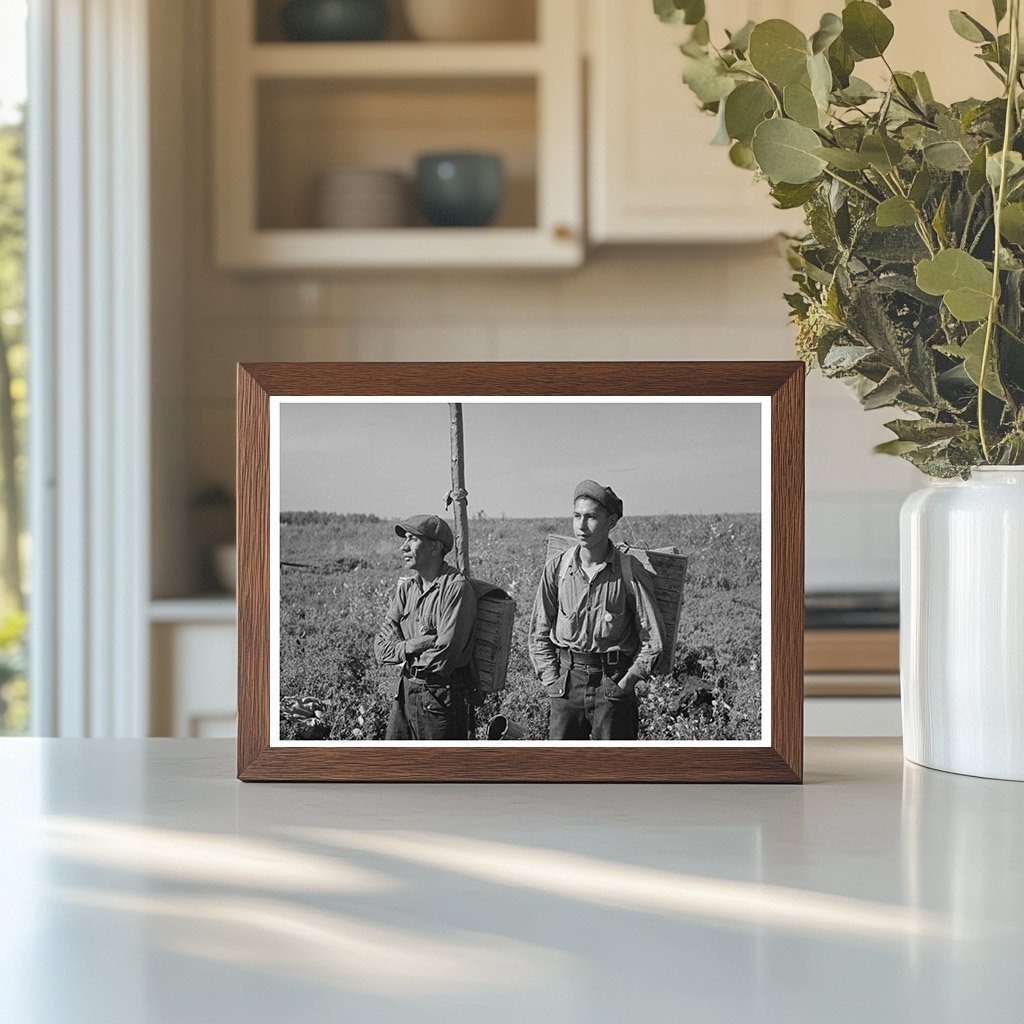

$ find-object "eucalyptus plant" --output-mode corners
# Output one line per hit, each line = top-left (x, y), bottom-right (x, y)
(657, 0), (1024, 476)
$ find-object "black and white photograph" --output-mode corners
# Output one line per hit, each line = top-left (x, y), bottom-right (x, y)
(270, 397), (770, 746)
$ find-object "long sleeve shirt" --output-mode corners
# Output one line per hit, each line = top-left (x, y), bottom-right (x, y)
(373, 564), (477, 690)
(528, 545), (665, 686)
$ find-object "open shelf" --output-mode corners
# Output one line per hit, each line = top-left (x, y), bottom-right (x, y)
(254, 0), (539, 44)
(257, 77), (537, 232)
(212, 0), (582, 268)
(249, 42), (544, 77)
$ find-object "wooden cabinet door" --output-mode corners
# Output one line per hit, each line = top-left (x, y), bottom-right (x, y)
(587, 0), (807, 242)
(587, 0), (998, 244)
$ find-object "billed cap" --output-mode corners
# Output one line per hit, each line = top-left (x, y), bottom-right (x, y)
(573, 479), (623, 519)
(394, 514), (454, 554)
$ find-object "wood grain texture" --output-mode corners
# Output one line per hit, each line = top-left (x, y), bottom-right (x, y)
(236, 361), (805, 783)
(237, 365), (271, 777)
(770, 364), (805, 782)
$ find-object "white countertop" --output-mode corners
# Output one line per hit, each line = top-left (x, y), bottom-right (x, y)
(1, 738), (1020, 1023)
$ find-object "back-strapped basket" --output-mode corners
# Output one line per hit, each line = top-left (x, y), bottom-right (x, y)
(467, 579), (516, 694)
(545, 536), (688, 676)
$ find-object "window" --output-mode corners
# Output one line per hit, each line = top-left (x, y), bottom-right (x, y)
(0, 0), (28, 734)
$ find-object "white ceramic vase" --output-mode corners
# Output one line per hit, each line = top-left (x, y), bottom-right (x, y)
(900, 467), (1024, 780)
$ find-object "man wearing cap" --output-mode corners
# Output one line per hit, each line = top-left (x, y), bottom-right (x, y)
(528, 480), (666, 741)
(374, 514), (478, 740)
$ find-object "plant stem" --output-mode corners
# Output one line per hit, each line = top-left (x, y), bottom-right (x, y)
(822, 167), (880, 205)
(884, 171), (939, 254)
(979, 0), (1021, 462)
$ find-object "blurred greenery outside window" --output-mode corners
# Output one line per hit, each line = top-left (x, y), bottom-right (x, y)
(0, 0), (28, 734)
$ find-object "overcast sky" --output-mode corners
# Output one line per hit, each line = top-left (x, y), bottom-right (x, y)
(278, 400), (763, 517)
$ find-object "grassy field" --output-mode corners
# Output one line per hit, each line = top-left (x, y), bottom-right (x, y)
(278, 512), (762, 741)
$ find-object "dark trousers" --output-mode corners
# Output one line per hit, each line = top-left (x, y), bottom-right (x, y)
(386, 670), (469, 740)
(548, 652), (639, 741)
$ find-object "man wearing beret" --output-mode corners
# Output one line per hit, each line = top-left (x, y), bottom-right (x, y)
(529, 480), (666, 740)
(374, 514), (478, 740)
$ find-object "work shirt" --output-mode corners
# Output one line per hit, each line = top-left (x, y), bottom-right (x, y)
(373, 564), (477, 690)
(528, 545), (666, 686)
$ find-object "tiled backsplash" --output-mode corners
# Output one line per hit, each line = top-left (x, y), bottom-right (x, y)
(180, 247), (918, 592)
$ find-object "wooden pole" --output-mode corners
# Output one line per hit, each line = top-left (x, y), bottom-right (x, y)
(448, 403), (471, 577)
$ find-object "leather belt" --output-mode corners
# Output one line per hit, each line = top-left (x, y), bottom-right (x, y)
(406, 664), (466, 683)
(557, 648), (629, 670)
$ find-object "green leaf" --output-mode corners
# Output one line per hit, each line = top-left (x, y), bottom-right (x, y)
(986, 150), (1024, 191)
(770, 180), (820, 209)
(876, 197), (918, 228)
(810, 12), (843, 54)
(729, 140), (757, 169)
(723, 81), (775, 144)
(1000, 203), (1024, 245)
(862, 374), (903, 409)
(653, 0), (705, 26)
(682, 57), (736, 104)
(874, 439), (922, 455)
(784, 80), (824, 129)
(884, 418), (964, 443)
(915, 249), (994, 322)
(967, 144), (991, 194)
(891, 72), (922, 110)
(913, 71), (935, 104)
(808, 51), (833, 110)
(932, 190), (950, 247)
(827, 35), (856, 89)
(842, 1), (895, 59)
(840, 76), (879, 104)
(684, 2), (706, 27)
(940, 325), (1006, 398)
(860, 133), (904, 173)
(948, 10), (994, 44)
(909, 164), (933, 205)
(922, 140), (973, 171)
(813, 146), (872, 170)
(711, 109), (731, 145)
(724, 20), (755, 53)
(748, 20), (809, 87)
(751, 118), (828, 184)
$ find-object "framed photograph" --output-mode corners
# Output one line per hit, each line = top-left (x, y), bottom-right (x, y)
(237, 362), (803, 782)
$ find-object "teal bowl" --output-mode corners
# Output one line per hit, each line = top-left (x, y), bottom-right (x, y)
(415, 153), (505, 228)
(281, 0), (388, 41)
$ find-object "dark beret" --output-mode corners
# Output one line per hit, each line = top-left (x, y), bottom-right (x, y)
(573, 479), (623, 519)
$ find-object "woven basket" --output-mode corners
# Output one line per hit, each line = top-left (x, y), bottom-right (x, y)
(468, 579), (516, 694)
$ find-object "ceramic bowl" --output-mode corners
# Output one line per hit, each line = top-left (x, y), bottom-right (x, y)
(281, 0), (388, 42)
(415, 152), (504, 227)
(403, 0), (533, 42)
(315, 168), (407, 228)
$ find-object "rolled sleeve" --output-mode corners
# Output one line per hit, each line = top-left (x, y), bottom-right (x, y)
(528, 558), (561, 686)
(373, 585), (409, 666)
(628, 560), (666, 679)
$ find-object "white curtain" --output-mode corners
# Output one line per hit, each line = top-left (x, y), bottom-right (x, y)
(28, 0), (150, 736)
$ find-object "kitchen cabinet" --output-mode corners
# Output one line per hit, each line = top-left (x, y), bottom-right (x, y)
(586, 0), (999, 244)
(211, 0), (583, 268)
(587, 0), (810, 243)
(150, 600), (237, 738)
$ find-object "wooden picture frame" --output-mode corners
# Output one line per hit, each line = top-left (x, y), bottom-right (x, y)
(237, 362), (804, 782)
